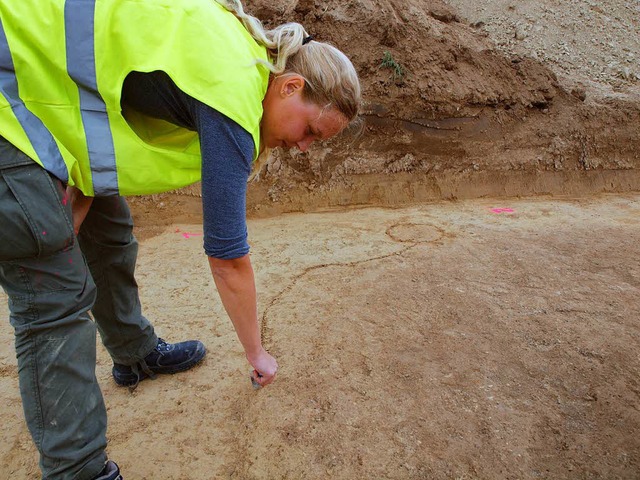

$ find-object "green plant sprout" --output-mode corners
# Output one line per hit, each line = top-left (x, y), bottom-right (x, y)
(381, 50), (404, 80)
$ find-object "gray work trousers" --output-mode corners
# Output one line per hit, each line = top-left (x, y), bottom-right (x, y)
(0, 138), (157, 479)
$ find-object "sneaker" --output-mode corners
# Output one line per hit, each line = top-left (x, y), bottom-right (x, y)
(94, 461), (122, 480)
(112, 338), (206, 388)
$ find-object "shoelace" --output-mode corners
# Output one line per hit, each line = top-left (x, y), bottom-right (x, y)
(127, 339), (168, 391)
(128, 360), (156, 392)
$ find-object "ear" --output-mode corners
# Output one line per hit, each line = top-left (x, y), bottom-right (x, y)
(280, 75), (305, 97)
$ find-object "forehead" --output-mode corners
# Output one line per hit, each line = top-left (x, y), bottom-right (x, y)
(310, 106), (348, 139)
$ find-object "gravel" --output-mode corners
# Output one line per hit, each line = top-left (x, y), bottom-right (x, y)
(442, 0), (640, 101)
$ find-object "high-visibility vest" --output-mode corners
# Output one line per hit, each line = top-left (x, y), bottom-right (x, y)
(0, 0), (269, 196)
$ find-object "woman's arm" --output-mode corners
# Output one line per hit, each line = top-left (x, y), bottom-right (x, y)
(65, 185), (93, 235)
(208, 254), (278, 386)
(121, 72), (278, 386)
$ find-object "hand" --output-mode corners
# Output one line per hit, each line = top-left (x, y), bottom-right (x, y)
(65, 186), (93, 235)
(246, 347), (278, 388)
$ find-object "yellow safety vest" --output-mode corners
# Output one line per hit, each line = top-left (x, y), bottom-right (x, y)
(0, 0), (270, 195)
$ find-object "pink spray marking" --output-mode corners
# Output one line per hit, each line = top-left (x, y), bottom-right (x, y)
(61, 193), (68, 206)
(42, 231), (47, 235)
(491, 208), (515, 214)
(181, 232), (203, 239)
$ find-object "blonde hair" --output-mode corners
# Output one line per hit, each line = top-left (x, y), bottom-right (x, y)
(215, 0), (362, 179)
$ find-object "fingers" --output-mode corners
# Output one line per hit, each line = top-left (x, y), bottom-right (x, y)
(250, 369), (275, 389)
(253, 368), (276, 387)
(248, 351), (278, 389)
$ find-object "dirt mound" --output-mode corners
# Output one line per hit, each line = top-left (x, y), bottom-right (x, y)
(130, 0), (640, 220)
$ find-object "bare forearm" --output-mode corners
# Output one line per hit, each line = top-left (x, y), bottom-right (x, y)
(208, 254), (278, 386)
(208, 254), (261, 356)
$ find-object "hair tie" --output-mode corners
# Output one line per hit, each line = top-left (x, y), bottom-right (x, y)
(302, 35), (314, 45)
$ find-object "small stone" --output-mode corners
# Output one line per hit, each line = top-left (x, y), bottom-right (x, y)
(515, 25), (527, 40)
(268, 158), (282, 173)
(570, 87), (587, 101)
(620, 67), (635, 80)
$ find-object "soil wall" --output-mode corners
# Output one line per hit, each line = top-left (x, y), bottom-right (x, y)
(157, 0), (640, 218)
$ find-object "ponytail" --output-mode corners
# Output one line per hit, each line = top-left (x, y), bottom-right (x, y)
(215, 0), (308, 74)
(215, 0), (362, 178)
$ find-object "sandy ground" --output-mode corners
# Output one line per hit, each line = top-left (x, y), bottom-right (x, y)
(1, 194), (640, 479)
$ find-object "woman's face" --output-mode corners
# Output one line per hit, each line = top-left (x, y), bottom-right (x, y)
(261, 74), (347, 152)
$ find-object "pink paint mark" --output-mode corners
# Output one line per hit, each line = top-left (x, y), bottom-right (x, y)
(61, 193), (68, 206)
(181, 232), (203, 239)
(491, 208), (515, 214)
(42, 231), (47, 235)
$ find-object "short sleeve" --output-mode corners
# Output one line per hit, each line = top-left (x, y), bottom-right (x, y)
(192, 100), (255, 259)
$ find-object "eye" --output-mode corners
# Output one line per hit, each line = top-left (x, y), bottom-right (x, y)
(307, 126), (320, 139)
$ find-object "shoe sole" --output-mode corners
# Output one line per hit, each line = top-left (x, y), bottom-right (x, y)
(113, 345), (207, 387)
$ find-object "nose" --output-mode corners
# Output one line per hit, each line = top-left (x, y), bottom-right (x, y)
(296, 136), (314, 152)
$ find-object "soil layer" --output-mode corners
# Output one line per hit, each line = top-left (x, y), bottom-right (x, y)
(171, 0), (640, 214)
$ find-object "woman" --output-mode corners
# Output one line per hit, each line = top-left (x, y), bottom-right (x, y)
(0, 0), (361, 478)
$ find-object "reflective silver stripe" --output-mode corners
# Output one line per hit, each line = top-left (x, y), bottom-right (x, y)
(65, 0), (119, 196)
(0, 16), (69, 182)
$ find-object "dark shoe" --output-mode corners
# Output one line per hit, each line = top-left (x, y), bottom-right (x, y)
(112, 338), (206, 388)
(94, 461), (122, 480)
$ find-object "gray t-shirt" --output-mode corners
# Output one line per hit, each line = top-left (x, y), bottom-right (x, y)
(121, 71), (254, 260)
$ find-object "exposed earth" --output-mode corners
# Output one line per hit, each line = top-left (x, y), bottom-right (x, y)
(2, 195), (640, 479)
(1, 0), (639, 479)
(232, 0), (639, 214)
